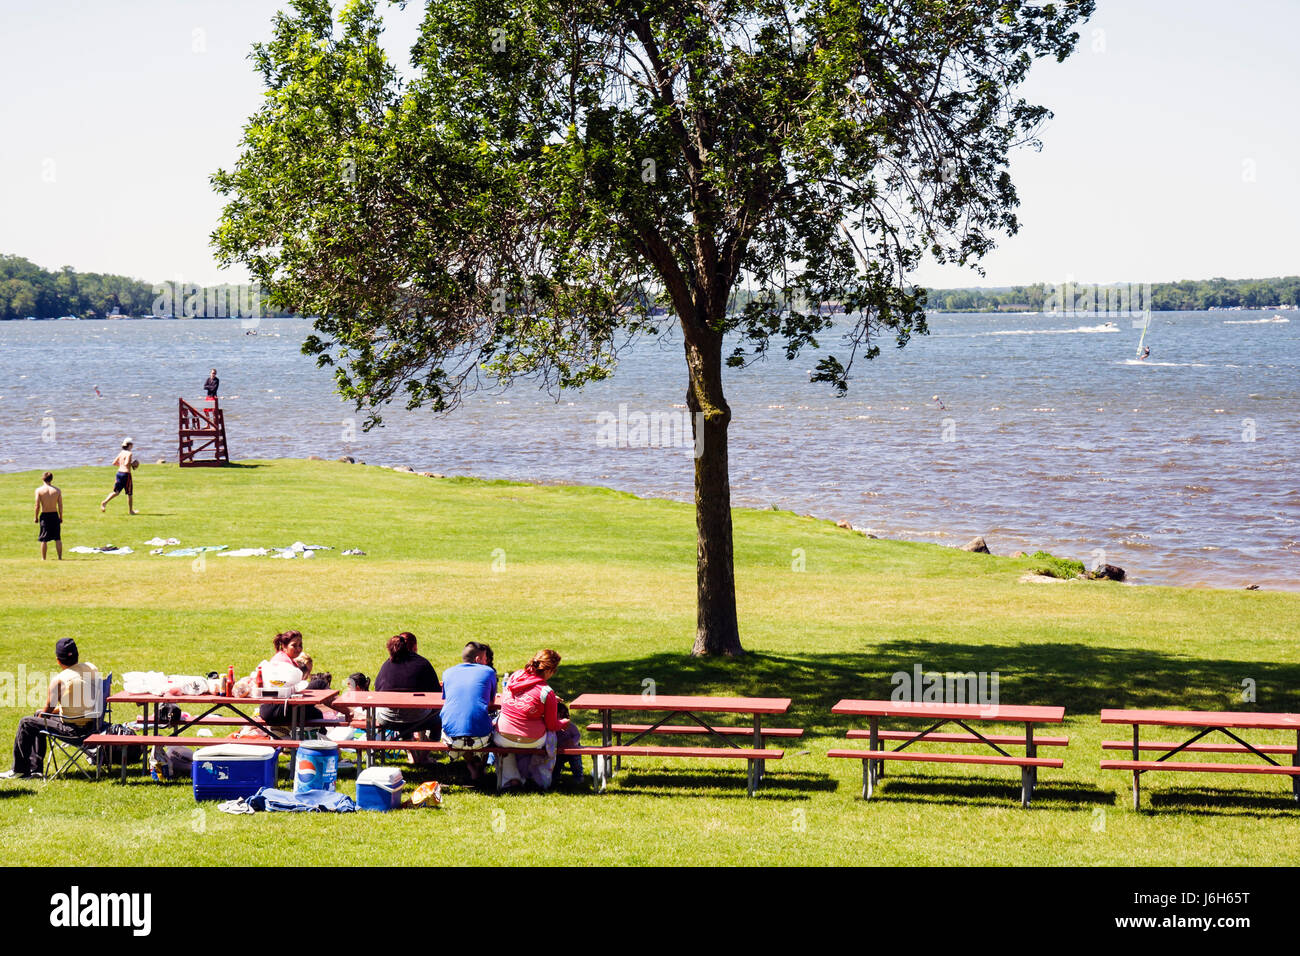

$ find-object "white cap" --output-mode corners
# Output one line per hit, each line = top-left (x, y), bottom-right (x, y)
(122, 437), (134, 448)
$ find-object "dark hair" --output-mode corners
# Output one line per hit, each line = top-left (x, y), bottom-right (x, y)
(462, 642), (483, 663)
(347, 672), (370, 691)
(386, 631), (418, 662)
(272, 630), (303, 652)
(42, 472), (53, 484)
(480, 643), (494, 667)
(306, 672), (332, 690)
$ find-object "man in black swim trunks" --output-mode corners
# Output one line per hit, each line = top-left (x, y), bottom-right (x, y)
(100, 439), (139, 515)
(35, 472), (63, 560)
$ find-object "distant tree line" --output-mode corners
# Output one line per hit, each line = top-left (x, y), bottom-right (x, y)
(0, 255), (290, 319)
(4, 254), (1298, 319)
(925, 277), (1300, 312)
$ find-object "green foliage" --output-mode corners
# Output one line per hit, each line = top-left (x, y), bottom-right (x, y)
(212, 0), (1094, 420)
(0, 255), (292, 320)
(1026, 550), (1085, 579)
(0, 255), (156, 319)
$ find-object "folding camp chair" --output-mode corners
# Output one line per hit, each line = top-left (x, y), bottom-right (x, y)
(41, 672), (113, 782)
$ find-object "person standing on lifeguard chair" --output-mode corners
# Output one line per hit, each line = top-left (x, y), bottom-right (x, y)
(203, 368), (219, 405)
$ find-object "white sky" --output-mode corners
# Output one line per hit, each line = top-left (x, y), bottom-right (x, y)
(0, 0), (1296, 289)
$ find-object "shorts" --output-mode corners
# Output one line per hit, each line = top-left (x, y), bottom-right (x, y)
(113, 471), (132, 494)
(38, 512), (61, 542)
(441, 732), (492, 751)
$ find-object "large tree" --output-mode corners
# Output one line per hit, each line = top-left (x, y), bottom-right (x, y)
(213, 0), (1093, 655)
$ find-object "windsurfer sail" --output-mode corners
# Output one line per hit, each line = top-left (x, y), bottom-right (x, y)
(1135, 314), (1154, 360)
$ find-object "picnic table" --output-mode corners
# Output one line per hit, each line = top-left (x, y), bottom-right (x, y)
(109, 689), (339, 740)
(1100, 708), (1300, 810)
(568, 693), (795, 796)
(828, 700), (1068, 807)
(103, 689), (339, 780)
(332, 690), (449, 767)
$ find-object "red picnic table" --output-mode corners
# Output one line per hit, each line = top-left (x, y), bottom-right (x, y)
(829, 699), (1068, 806)
(568, 693), (794, 796)
(1100, 708), (1300, 810)
(333, 691), (444, 741)
(333, 691), (508, 766)
(106, 689), (339, 780)
(109, 689), (338, 740)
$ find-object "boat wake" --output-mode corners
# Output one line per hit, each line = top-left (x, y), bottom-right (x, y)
(1224, 316), (1290, 325)
(988, 324), (1122, 336)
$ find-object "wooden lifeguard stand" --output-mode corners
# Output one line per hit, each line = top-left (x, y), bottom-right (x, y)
(178, 397), (229, 466)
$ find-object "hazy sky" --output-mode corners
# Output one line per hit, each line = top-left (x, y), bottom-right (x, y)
(1, 0), (1296, 289)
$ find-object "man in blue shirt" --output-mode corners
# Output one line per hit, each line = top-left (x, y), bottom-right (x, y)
(440, 642), (498, 782)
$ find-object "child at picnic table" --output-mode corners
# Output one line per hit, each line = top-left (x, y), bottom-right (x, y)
(492, 649), (581, 790)
(256, 630), (324, 727)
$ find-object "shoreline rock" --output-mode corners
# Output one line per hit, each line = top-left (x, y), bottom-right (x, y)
(960, 536), (991, 554)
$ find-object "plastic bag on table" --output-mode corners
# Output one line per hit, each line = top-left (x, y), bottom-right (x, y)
(122, 671), (167, 696)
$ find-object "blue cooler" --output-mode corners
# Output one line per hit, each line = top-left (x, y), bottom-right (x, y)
(192, 743), (278, 801)
(293, 740), (339, 793)
(356, 767), (404, 811)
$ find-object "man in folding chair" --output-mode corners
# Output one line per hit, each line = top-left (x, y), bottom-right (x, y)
(1, 638), (102, 780)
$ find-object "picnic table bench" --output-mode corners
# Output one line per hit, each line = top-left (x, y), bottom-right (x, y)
(1099, 708), (1300, 810)
(828, 700), (1067, 807)
(84, 733), (592, 789)
(570, 694), (795, 796)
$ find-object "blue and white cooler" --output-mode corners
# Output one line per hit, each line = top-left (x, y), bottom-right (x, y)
(293, 740), (339, 793)
(356, 766), (404, 811)
(192, 743), (278, 801)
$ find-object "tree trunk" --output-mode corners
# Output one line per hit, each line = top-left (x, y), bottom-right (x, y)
(685, 330), (744, 657)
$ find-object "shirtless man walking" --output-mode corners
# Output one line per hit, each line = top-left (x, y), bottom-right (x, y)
(35, 472), (63, 560)
(100, 438), (139, 515)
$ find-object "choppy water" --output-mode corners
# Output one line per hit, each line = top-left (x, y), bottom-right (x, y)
(1, 311), (1296, 590)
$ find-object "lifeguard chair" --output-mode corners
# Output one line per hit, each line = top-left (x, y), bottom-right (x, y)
(178, 397), (229, 466)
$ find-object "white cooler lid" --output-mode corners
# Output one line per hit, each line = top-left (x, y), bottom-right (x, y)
(193, 743), (278, 761)
(357, 766), (404, 787)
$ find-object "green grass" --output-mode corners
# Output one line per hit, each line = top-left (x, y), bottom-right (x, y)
(1, 459), (1298, 865)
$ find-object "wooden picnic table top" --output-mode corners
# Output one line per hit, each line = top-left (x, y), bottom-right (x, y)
(109, 689), (338, 707)
(333, 690), (445, 710)
(832, 699), (1065, 723)
(334, 690), (502, 710)
(569, 694), (792, 715)
(1100, 708), (1300, 730)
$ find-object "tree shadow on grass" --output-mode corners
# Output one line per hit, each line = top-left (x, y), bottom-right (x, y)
(862, 772), (1114, 809)
(555, 641), (1300, 735)
(600, 767), (833, 800)
(1145, 786), (1300, 817)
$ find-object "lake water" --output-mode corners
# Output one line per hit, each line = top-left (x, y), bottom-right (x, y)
(1, 310), (1296, 590)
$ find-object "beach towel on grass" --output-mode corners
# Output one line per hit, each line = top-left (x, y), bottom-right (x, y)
(217, 788), (358, 814)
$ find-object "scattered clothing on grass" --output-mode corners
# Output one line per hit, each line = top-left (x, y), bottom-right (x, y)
(217, 787), (358, 814)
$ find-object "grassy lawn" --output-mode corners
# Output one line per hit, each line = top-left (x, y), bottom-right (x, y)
(1, 459), (1297, 866)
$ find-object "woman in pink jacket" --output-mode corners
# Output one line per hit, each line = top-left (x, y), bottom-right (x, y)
(494, 649), (569, 790)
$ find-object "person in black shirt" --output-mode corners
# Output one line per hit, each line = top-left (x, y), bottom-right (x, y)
(374, 632), (441, 747)
(203, 369), (219, 398)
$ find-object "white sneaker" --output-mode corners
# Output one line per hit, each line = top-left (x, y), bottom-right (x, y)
(0, 770), (20, 780)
